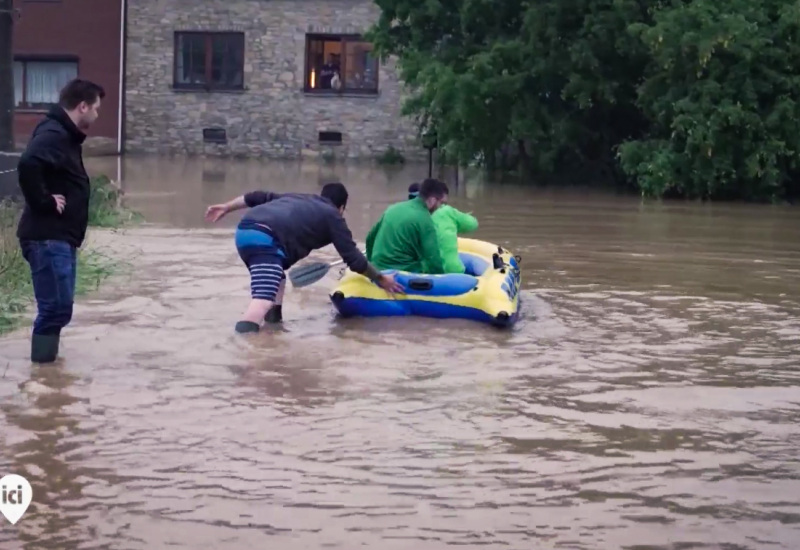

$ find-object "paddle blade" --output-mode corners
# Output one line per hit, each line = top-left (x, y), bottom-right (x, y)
(288, 262), (331, 288)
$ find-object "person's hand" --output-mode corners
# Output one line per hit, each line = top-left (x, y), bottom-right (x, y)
(377, 273), (404, 294)
(205, 203), (229, 223)
(52, 194), (66, 214)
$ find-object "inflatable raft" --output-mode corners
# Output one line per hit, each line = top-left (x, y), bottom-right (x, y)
(329, 238), (522, 328)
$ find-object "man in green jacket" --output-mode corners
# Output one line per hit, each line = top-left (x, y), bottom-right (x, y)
(408, 182), (479, 274)
(366, 178), (448, 274)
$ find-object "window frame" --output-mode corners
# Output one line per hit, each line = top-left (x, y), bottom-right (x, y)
(172, 31), (246, 92)
(13, 55), (80, 111)
(303, 33), (379, 96)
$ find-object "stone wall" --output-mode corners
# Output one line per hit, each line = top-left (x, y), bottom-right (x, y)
(125, 0), (423, 160)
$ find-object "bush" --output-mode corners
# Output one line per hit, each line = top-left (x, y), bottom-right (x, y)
(0, 200), (32, 334)
(89, 174), (140, 226)
(376, 146), (406, 165)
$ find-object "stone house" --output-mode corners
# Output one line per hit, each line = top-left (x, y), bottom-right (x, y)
(124, 0), (423, 160)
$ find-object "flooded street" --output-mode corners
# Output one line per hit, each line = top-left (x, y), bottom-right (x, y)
(1, 156), (799, 549)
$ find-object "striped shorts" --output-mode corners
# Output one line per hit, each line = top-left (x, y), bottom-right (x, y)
(235, 224), (287, 302)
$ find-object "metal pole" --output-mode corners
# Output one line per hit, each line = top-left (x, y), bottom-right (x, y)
(427, 147), (433, 178)
(0, 0), (14, 152)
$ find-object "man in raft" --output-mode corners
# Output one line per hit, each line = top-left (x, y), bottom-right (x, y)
(366, 178), (448, 274)
(205, 182), (403, 333)
(408, 182), (479, 274)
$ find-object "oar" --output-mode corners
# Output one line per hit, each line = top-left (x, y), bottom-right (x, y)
(288, 258), (345, 288)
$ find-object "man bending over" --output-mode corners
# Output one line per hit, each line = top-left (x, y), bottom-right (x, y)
(206, 182), (403, 333)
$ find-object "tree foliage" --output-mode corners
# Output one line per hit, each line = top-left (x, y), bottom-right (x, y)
(367, 0), (800, 202)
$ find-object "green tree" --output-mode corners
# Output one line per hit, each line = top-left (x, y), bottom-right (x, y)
(370, 0), (800, 201)
(619, 0), (800, 201)
(369, 0), (651, 182)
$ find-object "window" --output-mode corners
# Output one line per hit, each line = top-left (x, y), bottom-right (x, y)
(173, 31), (245, 91)
(304, 34), (379, 94)
(319, 131), (342, 144)
(14, 58), (78, 109)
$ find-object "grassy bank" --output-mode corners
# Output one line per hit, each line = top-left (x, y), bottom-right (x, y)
(0, 175), (139, 335)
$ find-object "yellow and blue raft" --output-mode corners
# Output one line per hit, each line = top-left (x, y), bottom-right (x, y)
(330, 238), (522, 328)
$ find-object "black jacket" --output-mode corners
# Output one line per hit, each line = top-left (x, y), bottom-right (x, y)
(16, 105), (91, 248)
(241, 190), (370, 272)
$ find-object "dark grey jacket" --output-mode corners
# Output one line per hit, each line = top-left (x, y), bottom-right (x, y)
(16, 105), (91, 248)
(240, 190), (369, 272)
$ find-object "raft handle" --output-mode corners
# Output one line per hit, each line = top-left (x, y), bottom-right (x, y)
(492, 253), (505, 270)
(408, 279), (433, 291)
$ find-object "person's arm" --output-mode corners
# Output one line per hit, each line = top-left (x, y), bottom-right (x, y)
(330, 214), (394, 286)
(451, 207), (479, 234)
(243, 190), (282, 207)
(365, 215), (383, 261)
(205, 190), (282, 222)
(17, 134), (64, 214)
(328, 213), (374, 275)
(327, 212), (405, 294)
(419, 218), (445, 274)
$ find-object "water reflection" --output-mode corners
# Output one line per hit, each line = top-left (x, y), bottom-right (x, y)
(0, 368), (99, 548)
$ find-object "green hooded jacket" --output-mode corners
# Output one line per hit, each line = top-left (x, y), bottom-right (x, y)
(431, 205), (479, 273)
(365, 197), (445, 274)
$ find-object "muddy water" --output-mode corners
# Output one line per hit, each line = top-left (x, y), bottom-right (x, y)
(1, 156), (799, 549)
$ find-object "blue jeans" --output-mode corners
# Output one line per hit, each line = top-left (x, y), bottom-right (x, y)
(19, 240), (77, 336)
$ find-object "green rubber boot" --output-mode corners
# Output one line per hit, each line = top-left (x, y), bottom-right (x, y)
(264, 305), (282, 324)
(31, 334), (60, 364)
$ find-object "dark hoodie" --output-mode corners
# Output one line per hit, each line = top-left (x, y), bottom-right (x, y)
(16, 105), (91, 248)
(240, 190), (370, 273)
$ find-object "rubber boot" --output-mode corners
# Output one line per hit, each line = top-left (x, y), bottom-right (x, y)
(31, 334), (59, 364)
(235, 320), (260, 334)
(264, 305), (282, 324)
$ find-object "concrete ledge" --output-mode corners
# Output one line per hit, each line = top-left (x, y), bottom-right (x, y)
(13, 136), (118, 157)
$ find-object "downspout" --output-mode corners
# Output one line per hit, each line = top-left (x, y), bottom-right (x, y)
(116, 0), (126, 155)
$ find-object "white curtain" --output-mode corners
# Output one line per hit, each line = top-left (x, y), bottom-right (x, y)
(13, 61), (23, 106)
(24, 61), (78, 105)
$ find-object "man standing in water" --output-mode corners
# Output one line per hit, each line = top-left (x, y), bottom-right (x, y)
(205, 182), (404, 333)
(16, 79), (106, 364)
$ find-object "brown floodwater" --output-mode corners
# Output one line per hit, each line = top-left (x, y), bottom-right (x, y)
(1, 156), (799, 549)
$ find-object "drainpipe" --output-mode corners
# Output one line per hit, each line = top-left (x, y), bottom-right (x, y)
(0, 0), (16, 152)
(116, 0), (126, 155)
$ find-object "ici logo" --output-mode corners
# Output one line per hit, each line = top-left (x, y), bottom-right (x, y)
(0, 474), (33, 525)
